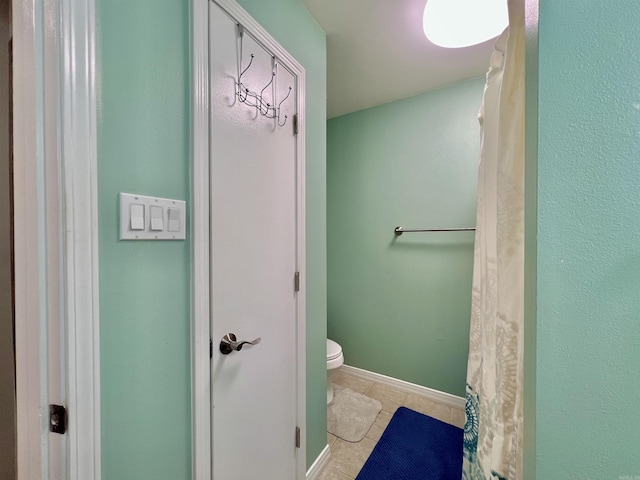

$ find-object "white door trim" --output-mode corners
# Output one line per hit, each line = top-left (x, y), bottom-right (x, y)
(191, 0), (212, 477)
(13, 1), (49, 476)
(58, 0), (102, 478)
(191, 0), (307, 478)
(14, 0), (101, 478)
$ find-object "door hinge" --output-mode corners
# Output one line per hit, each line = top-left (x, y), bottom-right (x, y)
(294, 271), (300, 292)
(295, 426), (301, 448)
(49, 404), (67, 435)
(210, 339), (213, 359)
(293, 114), (299, 135)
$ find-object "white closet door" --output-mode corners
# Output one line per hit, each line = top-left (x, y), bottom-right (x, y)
(209, 3), (300, 479)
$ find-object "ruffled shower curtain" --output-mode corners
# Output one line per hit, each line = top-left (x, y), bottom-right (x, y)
(462, 1), (525, 479)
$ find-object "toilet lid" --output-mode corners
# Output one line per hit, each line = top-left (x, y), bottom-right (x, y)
(327, 339), (342, 361)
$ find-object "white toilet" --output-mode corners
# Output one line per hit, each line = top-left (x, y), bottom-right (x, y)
(326, 339), (344, 404)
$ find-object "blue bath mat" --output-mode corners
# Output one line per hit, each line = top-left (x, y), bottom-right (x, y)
(356, 407), (463, 480)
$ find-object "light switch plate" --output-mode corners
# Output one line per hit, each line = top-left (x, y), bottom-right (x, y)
(120, 193), (186, 240)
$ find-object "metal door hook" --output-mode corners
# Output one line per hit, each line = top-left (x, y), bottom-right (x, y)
(219, 333), (262, 355)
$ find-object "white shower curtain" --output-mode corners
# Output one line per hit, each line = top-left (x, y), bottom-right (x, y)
(462, 1), (525, 479)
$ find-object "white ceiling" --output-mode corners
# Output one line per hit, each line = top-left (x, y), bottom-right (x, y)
(301, 0), (496, 118)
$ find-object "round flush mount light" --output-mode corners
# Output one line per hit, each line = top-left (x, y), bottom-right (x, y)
(423, 0), (508, 48)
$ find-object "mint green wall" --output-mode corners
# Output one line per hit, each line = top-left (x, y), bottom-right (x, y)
(537, 0), (640, 477)
(98, 0), (326, 476)
(97, 1), (191, 479)
(234, 0), (327, 466)
(327, 78), (485, 398)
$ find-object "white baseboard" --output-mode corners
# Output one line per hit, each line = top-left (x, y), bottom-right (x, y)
(306, 444), (331, 480)
(340, 365), (466, 410)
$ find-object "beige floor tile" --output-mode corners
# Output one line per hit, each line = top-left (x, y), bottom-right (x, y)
(405, 394), (452, 424)
(450, 407), (466, 429)
(365, 410), (393, 442)
(327, 437), (376, 479)
(317, 466), (354, 480)
(331, 372), (373, 395)
(327, 432), (338, 448)
(366, 383), (409, 413)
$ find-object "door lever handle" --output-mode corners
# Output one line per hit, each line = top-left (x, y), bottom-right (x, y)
(219, 333), (261, 355)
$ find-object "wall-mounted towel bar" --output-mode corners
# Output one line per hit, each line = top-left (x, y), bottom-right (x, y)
(394, 226), (475, 236)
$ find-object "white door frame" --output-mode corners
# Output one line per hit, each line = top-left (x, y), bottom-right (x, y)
(191, 2), (212, 478)
(58, 0), (102, 477)
(191, 0), (306, 478)
(14, 0), (101, 478)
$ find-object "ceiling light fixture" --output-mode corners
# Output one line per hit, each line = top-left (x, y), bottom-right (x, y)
(423, 0), (508, 49)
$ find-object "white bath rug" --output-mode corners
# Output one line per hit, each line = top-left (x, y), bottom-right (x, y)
(327, 384), (382, 443)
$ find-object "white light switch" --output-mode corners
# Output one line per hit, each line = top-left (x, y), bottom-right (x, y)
(130, 204), (145, 230)
(168, 207), (181, 232)
(120, 193), (186, 240)
(150, 205), (164, 231)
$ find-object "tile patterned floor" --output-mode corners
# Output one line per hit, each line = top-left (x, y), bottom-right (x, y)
(317, 371), (465, 480)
